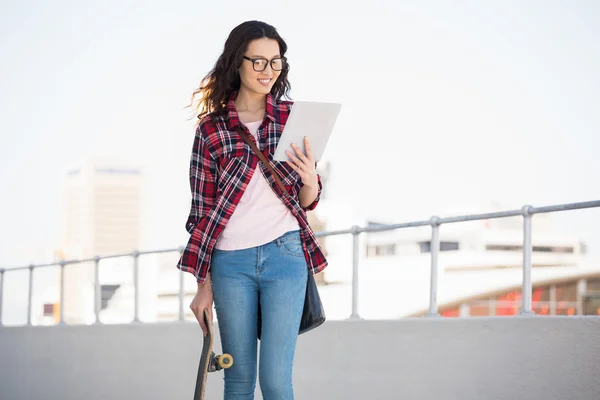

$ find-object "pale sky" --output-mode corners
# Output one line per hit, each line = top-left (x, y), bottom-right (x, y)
(1, 0), (599, 271)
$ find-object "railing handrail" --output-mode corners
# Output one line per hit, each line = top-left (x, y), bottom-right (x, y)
(2, 200), (598, 272)
(1, 199), (599, 326)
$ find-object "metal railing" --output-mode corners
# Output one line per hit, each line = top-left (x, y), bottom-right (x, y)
(1, 200), (599, 326)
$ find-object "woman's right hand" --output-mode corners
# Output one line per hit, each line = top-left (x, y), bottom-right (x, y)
(190, 279), (214, 336)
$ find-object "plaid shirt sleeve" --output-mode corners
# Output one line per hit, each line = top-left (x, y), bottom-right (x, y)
(185, 123), (218, 234)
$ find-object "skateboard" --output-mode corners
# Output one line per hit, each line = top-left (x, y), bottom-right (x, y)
(193, 308), (233, 400)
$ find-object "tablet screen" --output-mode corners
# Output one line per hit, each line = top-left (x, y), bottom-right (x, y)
(273, 101), (341, 162)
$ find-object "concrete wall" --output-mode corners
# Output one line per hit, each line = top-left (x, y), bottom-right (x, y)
(1, 317), (599, 400)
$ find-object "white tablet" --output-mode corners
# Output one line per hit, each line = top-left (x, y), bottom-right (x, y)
(273, 100), (341, 162)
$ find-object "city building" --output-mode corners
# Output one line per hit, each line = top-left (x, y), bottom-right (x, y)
(57, 159), (142, 324)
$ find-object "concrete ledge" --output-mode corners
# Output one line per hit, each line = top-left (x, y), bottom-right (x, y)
(1, 317), (600, 399)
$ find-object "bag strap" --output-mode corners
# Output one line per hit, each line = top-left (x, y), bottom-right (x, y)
(234, 125), (289, 196)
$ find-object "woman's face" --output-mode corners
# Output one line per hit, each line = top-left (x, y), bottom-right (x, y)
(239, 38), (283, 96)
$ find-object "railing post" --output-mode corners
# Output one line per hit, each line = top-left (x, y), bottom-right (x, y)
(27, 264), (34, 326)
(350, 225), (362, 320)
(428, 216), (441, 317)
(132, 251), (140, 323)
(520, 205), (534, 316)
(0, 268), (4, 327)
(178, 247), (185, 322)
(576, 279), (587, 315)
(94, 256), (101, 324)
(549, 284), (557, 315)
(59, 261), (66, 324)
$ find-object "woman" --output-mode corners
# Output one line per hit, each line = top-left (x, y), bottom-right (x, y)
(177, 20), (328, 399)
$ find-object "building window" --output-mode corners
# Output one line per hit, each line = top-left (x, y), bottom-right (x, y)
(101, 284), (121, 310)
(366, 244), (397, 257)
(441, 308), (459, 318)
(486, 244), (522, 251)
(586, 278), (600, 292)
(582, 294), (600, 316)
(532, 246), (574, 253)
(468, 303), (490, 317)
(486, 244), (574, 253)
(419, 241), (459, 253)
(555, 282), (577, 302)
(43, 303), (55, 317)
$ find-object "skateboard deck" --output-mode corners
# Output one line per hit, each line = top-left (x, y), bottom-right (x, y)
(193, 308), (233, 400)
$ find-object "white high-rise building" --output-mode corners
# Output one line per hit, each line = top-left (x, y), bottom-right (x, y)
(59, 159), (142, 324)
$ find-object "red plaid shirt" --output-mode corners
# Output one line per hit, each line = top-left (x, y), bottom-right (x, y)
(177, 91), (328, 283)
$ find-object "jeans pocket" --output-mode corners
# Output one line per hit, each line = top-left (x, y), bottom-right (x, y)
(281, 238), (304, 257)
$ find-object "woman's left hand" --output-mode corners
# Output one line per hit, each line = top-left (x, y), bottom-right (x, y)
(286, 137), (318, 188)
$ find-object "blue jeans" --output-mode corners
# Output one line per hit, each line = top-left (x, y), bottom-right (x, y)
(210, 229), (308, 400)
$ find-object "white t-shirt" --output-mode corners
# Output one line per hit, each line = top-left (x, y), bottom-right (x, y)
(214, 120), (300, 250)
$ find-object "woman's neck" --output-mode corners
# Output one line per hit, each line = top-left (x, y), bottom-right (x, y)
(234, 87), (266, 114)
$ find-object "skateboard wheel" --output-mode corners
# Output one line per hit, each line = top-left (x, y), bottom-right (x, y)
(218, 354), (233, 369)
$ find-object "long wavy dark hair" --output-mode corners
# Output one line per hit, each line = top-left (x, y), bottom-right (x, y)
(189, 21), (291, 121)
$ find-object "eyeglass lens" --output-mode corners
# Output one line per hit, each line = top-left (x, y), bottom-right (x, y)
(253, 58), (284, 71)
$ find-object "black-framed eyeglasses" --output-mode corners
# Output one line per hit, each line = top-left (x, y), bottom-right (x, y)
(243, 56), (287, 72)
